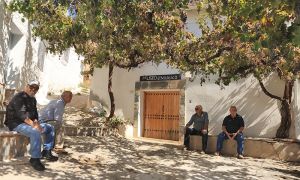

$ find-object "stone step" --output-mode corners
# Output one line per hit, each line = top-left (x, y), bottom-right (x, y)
(63, 126), (115, 137)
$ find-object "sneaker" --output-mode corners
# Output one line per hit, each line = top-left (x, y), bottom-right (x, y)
(183, 145), (191, 151)
(41, 150), (59, 161)
(29, 158), (45, 171)
(214, 152), (220, 156)
(237, 154), (244, 159)
(199, 150), (206, 154)
(53, 148), (68, 155)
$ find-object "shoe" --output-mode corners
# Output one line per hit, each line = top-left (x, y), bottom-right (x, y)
(214, 152), (220, 156)
(53, 148), (68, 155)
(41, 150), (59, 161)
(237, 154), (244, 159)
(184, 147), (191, 151)
(29, 158), (45, 171)
(199, 150), (206, 154)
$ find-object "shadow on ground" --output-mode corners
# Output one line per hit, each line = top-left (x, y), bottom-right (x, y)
(0, 136), (299, 180)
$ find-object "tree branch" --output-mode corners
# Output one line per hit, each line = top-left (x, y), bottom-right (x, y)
(185, 46), (233, 65)
(114, 60), (146, 69)
(257, 78), (283, 101)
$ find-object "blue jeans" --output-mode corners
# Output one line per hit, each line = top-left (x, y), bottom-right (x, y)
(216, 132), (244, 155)
(13, 123), (55, 158)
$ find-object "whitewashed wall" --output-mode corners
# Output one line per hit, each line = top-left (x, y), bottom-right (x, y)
(185, 74), (285, 138)
(90, 8), (300, 139)
(294, 79), (300, 140)
(90, 62), (180, 120)
(0, 1), (83, 105)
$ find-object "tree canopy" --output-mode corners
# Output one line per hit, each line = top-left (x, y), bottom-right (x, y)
(171, 0), (300, 138)
(9, 0), (190, 119)
(9, 0), (189, 71)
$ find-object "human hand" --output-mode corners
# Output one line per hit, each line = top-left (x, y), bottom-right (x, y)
(231, 133), (237, 140)
(227, 133), (234, 140)
(33, 120), (43, 132)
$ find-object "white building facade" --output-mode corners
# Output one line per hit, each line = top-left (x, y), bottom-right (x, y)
(89, 8), (300, 141)
(0, 0), (83, 105)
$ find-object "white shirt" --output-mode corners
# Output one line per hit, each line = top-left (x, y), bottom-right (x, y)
(39, 98), (65, 124)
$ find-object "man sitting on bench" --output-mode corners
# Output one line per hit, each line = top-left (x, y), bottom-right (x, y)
(215, 105), (245, 159)
(4, 80), (58, 171)
(184, 105), (209, 153)
(39, 91), (73, 153)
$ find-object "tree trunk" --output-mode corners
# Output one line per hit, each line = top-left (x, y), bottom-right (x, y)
(276, 80), (294, 138)
(107, 62), (115, 121)
(257, 78), (294, 138)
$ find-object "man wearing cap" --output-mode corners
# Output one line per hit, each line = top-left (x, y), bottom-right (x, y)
(39, 91), (73, 153)
(184, 105), (209, 153)
(5, 80), (58, 171)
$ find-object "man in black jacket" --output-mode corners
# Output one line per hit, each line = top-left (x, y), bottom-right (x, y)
(5, 80), (58, 171)
(215, 106), (245, 159)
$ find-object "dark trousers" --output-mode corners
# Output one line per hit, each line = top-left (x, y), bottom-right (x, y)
(184, 128), (208, 151)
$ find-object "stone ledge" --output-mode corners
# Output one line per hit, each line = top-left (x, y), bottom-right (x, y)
(64, 126), (117, 137)
(0, 130), (29, 161)
(0, 131), (25, 137)
(189, 135), (300, 162)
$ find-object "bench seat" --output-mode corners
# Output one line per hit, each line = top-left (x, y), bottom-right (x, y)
(189, 135), (300, 162)
(0, 129), (29, 161)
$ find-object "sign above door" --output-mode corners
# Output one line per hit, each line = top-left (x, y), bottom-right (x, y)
(140, 74), (181, 81)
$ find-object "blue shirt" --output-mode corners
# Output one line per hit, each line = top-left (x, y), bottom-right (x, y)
(39, 98), (65, 124)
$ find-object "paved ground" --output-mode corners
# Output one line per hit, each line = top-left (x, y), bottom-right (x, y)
(0, 136), (299, 180)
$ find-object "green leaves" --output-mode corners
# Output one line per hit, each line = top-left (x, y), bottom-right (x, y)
(173, 0), (300, 87)
(8, 0), (189, 70)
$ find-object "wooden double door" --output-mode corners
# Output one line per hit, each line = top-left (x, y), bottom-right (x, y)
(143, 91), (180, 141)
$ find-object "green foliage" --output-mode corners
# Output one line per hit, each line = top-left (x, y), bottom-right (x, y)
(170, 0), (300, 86)
(9, 0), (190, 71)
(107, 116), (128, 129)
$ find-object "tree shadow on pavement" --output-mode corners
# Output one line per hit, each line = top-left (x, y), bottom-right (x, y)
(0, 136), (299, 180)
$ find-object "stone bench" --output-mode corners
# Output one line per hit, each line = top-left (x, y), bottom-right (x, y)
(189, 135), (300, 162)
(0, 129), (29, 161)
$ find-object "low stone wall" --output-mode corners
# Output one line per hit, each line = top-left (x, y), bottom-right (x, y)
(63, 126), (117, 137)
(0, 130), (29, 161)
(189, 135), (300, 162)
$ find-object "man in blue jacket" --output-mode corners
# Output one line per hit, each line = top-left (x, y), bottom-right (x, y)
(5, 80), (58, 171)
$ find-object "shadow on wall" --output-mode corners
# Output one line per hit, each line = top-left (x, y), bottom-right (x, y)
(89, 90), (128, 119)
(208, 75), (283, 138)
(89, 90), (108, 108)
(0, 2), (9, 84)
(4, 60), (21, 89)
(293, 104), (300, 140)
(1, 8), (37, 90)
(19, 21), (38, 89)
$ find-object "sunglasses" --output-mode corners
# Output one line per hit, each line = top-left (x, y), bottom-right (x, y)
(29, 85), (39, 92)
